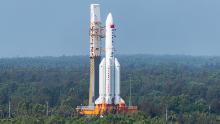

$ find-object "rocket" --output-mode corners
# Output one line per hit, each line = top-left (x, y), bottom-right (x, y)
(95, 13), (125, 105)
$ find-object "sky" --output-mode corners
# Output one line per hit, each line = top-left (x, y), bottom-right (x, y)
(0, 0), (219, 57)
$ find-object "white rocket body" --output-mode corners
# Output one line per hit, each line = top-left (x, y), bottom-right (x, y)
(95, 13), (125, 105)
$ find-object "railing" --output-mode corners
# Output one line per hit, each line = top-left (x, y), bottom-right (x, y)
(76, 106), (95, 110)
(76, 105), (138, 110)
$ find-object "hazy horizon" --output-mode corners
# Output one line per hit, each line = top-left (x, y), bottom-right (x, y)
(0, 0), (220, 57)
(0, 53), (220, 59)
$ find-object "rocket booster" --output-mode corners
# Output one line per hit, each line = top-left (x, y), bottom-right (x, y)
(95, 13), (125, 105)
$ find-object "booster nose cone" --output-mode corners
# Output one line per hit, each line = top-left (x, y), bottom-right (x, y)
(106, 13), (114, 26)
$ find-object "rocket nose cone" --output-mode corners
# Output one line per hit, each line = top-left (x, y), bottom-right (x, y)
(106, 13), (113, 25)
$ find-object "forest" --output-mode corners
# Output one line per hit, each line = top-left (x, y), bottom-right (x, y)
(0, 55), (220, 124)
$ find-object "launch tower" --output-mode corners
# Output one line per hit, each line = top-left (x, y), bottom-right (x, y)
(89, 4), (103, 106)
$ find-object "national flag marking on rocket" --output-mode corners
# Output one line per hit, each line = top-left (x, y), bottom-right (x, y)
(110, 24), (115, 28)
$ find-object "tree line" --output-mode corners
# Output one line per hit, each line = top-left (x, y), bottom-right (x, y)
(0, 55), (220, 123)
